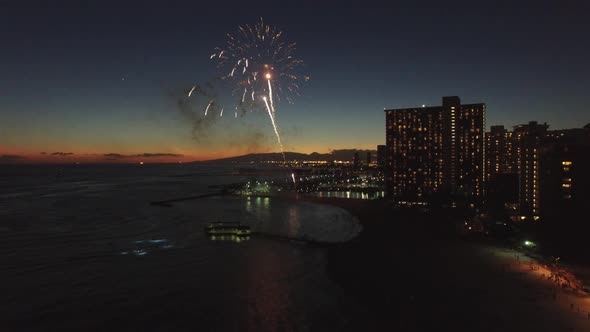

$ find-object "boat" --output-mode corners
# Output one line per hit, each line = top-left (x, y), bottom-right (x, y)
(205, 222), (251, 236)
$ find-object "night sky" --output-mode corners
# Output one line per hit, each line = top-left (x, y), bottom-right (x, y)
(2, 1), (589, 162)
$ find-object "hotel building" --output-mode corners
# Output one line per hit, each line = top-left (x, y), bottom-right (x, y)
(385, 96), (485, 204)
(484, 122), (546, 221)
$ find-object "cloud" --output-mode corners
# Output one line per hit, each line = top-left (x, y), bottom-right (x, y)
(103, 153), (125, 159)
(138, 153), (184, 158)
(51, 152), (74, 156)
(0, 154), (25, 163)
(103, 153), (184, 160)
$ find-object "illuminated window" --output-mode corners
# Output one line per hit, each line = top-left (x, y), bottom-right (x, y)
(562, 161), (572, 166)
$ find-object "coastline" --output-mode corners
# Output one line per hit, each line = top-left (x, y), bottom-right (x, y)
(3, 163), (590, 331)
(290, 195), (590, 331)
(128, 187), (590, 330)
(150, 192), (364, 245)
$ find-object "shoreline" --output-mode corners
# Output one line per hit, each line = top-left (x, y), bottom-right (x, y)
(289, 195), (590, 331)
(146, 190), (590, 330)
(149, 192), (366, 245)
(284, 193), (589, 294)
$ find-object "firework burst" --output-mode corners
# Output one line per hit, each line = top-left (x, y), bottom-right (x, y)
(211, 18), (308, 107)
(210, 18), (309, 159)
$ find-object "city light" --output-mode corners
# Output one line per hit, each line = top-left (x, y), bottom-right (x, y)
(2, 5), (590, 331)
(524, 240), (536, 247)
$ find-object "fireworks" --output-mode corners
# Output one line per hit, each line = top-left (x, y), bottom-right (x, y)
(188, 85), (196, 97)
(210, 18), (308, 158)
(184, 18), (308, 159)
(204, 100), (213, 116)
(262, 95), (284, 158)
(211, 18), (308, 107)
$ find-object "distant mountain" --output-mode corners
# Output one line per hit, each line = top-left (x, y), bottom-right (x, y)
(198, 149), (377, 163)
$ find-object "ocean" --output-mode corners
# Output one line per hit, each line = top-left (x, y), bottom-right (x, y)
(0, 163), (364, 330)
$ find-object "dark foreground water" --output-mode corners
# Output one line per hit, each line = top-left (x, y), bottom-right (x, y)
(0, 164), (364, 331)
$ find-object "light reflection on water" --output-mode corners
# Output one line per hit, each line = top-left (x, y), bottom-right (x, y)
(0, 163), (363, 330)
(179, 196), (359, 329)
(209, 234), (250, 242)
(235, 196), (360, 243)
(120, 239), (174, 256)
(287, 206), (300, 237)
(263, 196), (269, 209)
(313, 191), (385, 200)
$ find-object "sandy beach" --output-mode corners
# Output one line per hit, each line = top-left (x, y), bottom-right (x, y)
(296, 195), (590, 331)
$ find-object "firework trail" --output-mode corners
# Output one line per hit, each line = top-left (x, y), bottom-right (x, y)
(174, 86), (218, 142)
(188, 85), (196, 97)
(262, 96), (284, 159)
(210, 18), (308, 158)
(204, 100), (212, 116)
(263, 75), (281, 157)
(266, 73), (276, 115)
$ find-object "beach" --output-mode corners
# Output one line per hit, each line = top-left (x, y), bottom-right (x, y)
(298, 195), (590, 331)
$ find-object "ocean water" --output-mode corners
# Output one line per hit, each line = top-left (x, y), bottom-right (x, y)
(0, 164), (364, 330)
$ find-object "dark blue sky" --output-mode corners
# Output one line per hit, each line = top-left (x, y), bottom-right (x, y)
(1, 1), (589, 160)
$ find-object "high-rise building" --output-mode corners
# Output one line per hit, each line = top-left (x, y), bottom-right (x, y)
(512, 121), (548, 220)
(366, 152), (372, 166)
(385, 96), (485, 204)
(485, 125), (509, 181)
(377, 145), (387, 169)
(353, 152), (360, 170)
(484, 125), (520, 220)
(484, 121), (547, 221)
(539, 126), (590, 220)
(484, 121), (590, 222)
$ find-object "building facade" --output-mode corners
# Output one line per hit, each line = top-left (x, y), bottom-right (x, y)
(376, 145), (387, 169)
(483, 121), (547, 220)
(486, 125), (510, 181)
(353, 152), (360, 170)
(385, 96), (485, 204)
(513, 122), (548, 220)
(539, 127), (590, 221)
(483, 122), (590, 221)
